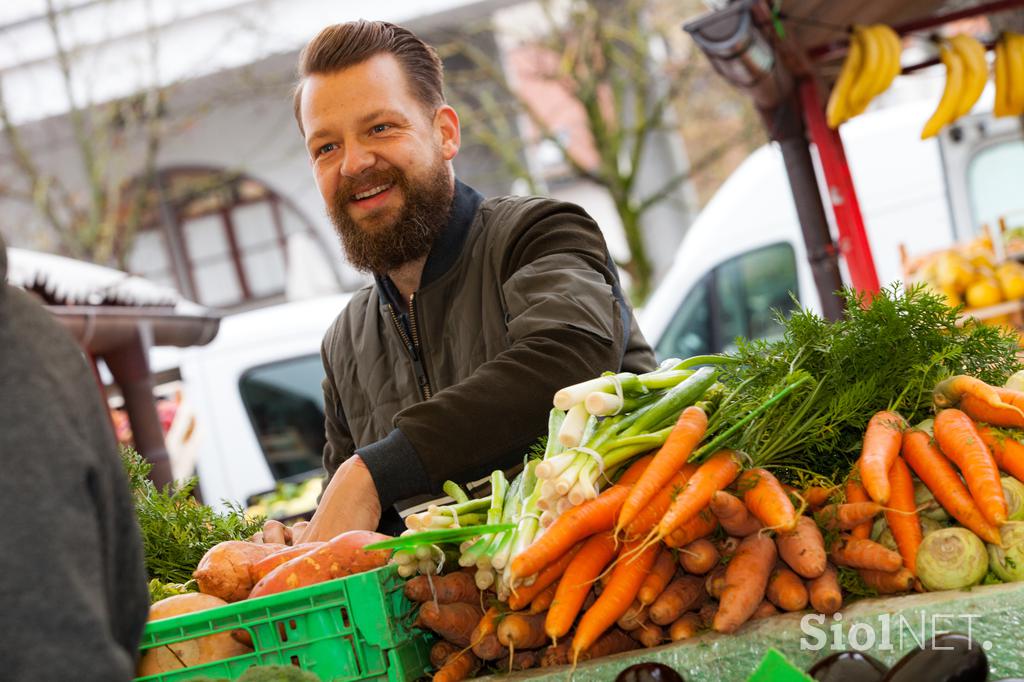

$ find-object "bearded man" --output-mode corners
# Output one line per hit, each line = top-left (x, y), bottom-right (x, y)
(262, 20), (655, 542)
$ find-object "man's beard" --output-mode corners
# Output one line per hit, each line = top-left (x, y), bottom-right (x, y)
(328, 159), (453, 275)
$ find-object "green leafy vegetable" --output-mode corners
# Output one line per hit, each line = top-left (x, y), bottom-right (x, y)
(122, 447), (265, 586)
(706, 285), (1022, 482)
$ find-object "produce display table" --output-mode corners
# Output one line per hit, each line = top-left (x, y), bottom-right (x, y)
(483, 582), (1024, 682)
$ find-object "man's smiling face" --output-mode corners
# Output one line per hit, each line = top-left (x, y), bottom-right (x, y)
(300, 53), (460, 273)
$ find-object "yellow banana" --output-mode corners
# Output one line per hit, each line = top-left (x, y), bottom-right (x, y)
(995, 35), (1009, 117)
(1008, 33), (1024, 115)
(878, 24), (903, 91)
(949, 34), (987, 117)
(867, 26), (894, 98)
(922, 42), (964, 139)
(849, 25), (882, 112)
(827, 30), (864, 128)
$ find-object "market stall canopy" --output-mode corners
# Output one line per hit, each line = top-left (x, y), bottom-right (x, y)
(6, 247), (220, 354)
(5, 246), (221, 488)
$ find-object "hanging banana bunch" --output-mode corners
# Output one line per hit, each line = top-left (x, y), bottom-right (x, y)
(922, 34), (989, 139)
(826, 24), (902, 129)
(995, 32), (1024, 117)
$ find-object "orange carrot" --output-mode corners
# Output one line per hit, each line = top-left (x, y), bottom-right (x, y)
(828, 535), (902, 572)
(708, 490), (762, 536)
(738, 468), (798, 532)
(638, 548), (678, 605)
(416, 602), (483, 648)
(571, 539), (659, 657)
(885, 456), (922, 575)
(630, 622), (665, 649)
(902, 428), (1002, 545)
(815, 502), (884, 531)
(704, 566), (727, 600)
(431, 640), (461, 668)
(617, 453), (656, 485)
(616, 600), (648, 631)
(507, 543), (580, 611)
(803, 486), (835, 510)
(669, 613), (703, 641)
(649, 575), (705, 625)
(544, 532), (617, 643)
(403, 571), (479, 604)
(934, 409), (1008, 527)
(624, 465), (698, 540)
(995, 386), (1024, 411)
(663, 507), (719, 548)
(807, 564), (842, 615)
(434, 650), (480, 682)
(766, 565), (808, 612)
(751, 600), (780, 621)
(775, 515), (827, 579)
(713, 533), (776, 633)
(470, 607), (506, 661)
(934, 375), (1024, 417)
(678, 538), (720, 575)
(497, 612), (548, 650)
(977, 424), (1024, 483)
(961, 393), (1024, 429)
(657, 450), (742, 538)
(859, 567), (915, 594)
(844, 478), (873, 539)
(617, 406), (707, 533)
(529, 582), (559, 615)
(510, 486), (629, 581)
(858, 410), (906, 504)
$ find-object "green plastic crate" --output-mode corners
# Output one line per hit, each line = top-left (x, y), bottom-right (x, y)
(746, 648), (813, 682)
(134, 565), (432, 682)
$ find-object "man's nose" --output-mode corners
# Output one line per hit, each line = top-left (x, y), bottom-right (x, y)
(340, 141), (375, 178)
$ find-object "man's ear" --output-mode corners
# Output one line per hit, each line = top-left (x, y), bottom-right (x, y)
(435, 105), (460, 161)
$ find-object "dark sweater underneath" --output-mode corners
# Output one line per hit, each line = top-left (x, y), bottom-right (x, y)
(0, 240), (149, 680)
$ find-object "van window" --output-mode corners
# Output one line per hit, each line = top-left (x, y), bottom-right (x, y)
(716, 242), (800, 348)
(239, 355), (326, 480)
(655, 275), (712, 359)
(655, 243), (798, 359)
(967, 140), (1024, 228)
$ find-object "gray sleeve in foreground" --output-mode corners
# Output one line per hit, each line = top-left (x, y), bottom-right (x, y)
(357, 427), (431, 510)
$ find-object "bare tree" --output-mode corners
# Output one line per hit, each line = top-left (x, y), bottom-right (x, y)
(440, 0), (762, 303)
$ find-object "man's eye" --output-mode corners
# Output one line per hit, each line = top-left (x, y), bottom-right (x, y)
(317, 142), (337, 156)
(371, 124), (390, 134)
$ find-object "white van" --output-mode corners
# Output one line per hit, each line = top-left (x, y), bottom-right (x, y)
(163, 294), (350, 510)
(640, 95), (1024, 358)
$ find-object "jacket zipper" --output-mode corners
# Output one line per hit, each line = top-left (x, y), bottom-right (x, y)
(386, 293), (433, 400)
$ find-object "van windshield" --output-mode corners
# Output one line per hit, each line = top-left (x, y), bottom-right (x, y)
(655, 242), (799, 359)
(967, 140), (1024, 229)
(239, 354), (326, 480)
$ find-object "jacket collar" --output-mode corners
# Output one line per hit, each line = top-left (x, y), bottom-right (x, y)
(375, 177), (483, 306)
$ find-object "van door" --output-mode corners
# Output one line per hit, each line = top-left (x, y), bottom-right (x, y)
(941, 112), (1024, 239)
(653, 242), (802, 360)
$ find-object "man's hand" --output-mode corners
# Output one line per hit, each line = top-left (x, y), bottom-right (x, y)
(292, 455), (381, 544)
(251, 519), (309, 545)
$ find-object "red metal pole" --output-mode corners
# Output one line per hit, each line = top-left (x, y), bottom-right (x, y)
(797, 77), (881, 294)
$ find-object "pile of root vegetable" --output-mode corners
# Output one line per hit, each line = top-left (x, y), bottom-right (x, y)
(138, 530), (391, 676)
(388, 287), (1024, 680)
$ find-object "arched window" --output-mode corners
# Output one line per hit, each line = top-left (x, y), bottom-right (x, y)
(124, 167), (336, 309)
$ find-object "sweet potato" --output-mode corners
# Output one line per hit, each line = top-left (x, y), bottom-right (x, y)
(137, 594), (252, 676)
(248, 530), (391, 599)
(193, 541), (287, 601)
(251, 542), (325, 582)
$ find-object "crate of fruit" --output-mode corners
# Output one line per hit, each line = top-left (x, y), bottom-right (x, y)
(135, 565), (432, 682)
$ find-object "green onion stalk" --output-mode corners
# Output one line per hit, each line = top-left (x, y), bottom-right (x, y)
(534, 363), (720, 518)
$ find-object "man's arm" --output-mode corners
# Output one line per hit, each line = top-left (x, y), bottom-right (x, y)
(360, 200), (655, 508)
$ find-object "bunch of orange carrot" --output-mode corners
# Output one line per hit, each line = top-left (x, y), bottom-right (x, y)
(408, 374), (1024, 681)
